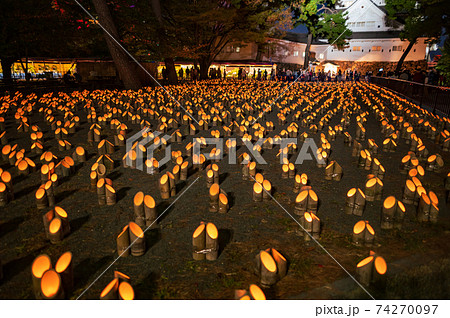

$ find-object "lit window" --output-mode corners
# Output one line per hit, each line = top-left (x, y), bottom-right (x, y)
(372, 46), (381, 51)
(293, 51), (299, 56)
(302, 52), (305, 57)
(353, 46), (361, 51)
(356, 22), (365, 27)
(235, 47), (240, 53)
(392, 46), (402, 51)
(319, 53), (324, 59)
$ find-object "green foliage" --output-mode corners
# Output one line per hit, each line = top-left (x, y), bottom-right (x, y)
(436, 40), (450, 86)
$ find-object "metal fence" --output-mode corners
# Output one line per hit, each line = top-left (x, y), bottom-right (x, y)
(371, 76), (450, 117)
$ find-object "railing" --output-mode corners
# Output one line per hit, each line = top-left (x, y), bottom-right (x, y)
(371, 76), (450, 117)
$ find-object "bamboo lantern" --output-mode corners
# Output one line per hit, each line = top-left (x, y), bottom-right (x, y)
(300, 212), (320, 241)
(402, 179), (416, 204)
(262, 179), (272, 201)
(293, 173), (308, 193)
(253, 182), (263, 202)
(218, 193), (229, 213)
(100, 278), (119, 300)
(364, 177), (383, 201)
(209, 183), (220, 212)
(356, 254), (387, 286)
(90, 171), (97, 189)
(134, 192), (145, 227)
(97, 178), (106, 205)
(54, 206), (70, 236)
(0, 182), (7, 206)
(44, 180), (55, 207)
(381, 196), (406, 229)
(325, 160), (343, 181)
(144, 195), (157, 227)
(258, 250), (278, 287)
(35, 187), (48, 210)
(281, 164), (289, 179)
(105, 184), (116, 205)
(351, 140), (362, 157)
(294, 189), (318, 214)
(192, 223), (206, 261)
(345, 188), (366, 216)
(180, 161), (189, 180)
(1, 170), (13, 200)
(159, 174), (170, 199)
(426, 154), (444, 172)
(55, 252), (73, 297)
(129, 222), (145, 256)
(40, 269), (64, 300)
(206, 168), (214, 188)
(206, 222), (219, 261)
(352, 221), (375, 246)
(48, 218), (63, 243)
(117, 225), (130, 257)
(32, 254), (52, 299)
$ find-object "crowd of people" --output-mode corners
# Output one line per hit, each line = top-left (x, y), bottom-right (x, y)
(376, 68), (446, 86)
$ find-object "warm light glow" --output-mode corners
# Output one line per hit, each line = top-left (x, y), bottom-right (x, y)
(55, 206), (67, 218)
(193, 223), (205, 239)
(260, 251), (277, 272)
(253, 182), (262, 194)
(383, 196), (396, 210)
(118, 281), (134, 300)
(374, 257), (387, 275)
(309, 190), (318, 201)
(353, 221), (366, 234)
(49, 218), (61, 234)
(249, 284), (266, 300)
(206, 223), (218, 239)
(347, 188), (356, 197)
(357, 256), (374, 268)
(41, 270), (61, 298)
(100, 278), (119, 298)
(210, 183), (220, 196)
(219, 193), (228, 205)
(144, 195), (155, 208)
(129, 222), (144, 238)
(32, 255), (52, 278)
(55, 252), (72, 273)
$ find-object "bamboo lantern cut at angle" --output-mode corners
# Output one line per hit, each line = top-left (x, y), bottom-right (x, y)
(159, 174), (170, 199)
(100, 278), (119, 300)
(118, 281), (135, 300)
(402, 179), (416, 205)
(356, 254), (387, 286)
(299, 212), (321, 241)
(192, 223), (206, 261)
(55, 252), (73, 297)
(209, 183), (220, 212)
(32, 254), (52, 299)
(218, 192), (229, 213)
(294, 189), (318, 214)
(117, 225), (130, 257)
(235, 284), (266, 300)
(128, 222), (145, 257)
(325, 161), (343, 181)
(133, 192), (145, 227)
(352, 220), (375, 246)
(253, 182), (263, 202)
(345, 188), (366, 216)
(205, 223), (219, 261)
(364, 177), (383, 201)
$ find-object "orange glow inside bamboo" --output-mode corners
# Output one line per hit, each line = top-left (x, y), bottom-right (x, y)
(219, 193), (228, 205)
(253, 182), (262, 194)
(144, 195), (155, 208)
(118, 281), (134, 300)
(55, 252), (72, 273)
(429, 191), (438, 205)
(160, 174), (168, 185)
(206, 223), (218, 239)
(210, 183), (220, 196)
(49, 218), (61, 234)
(55, 206), (67, 218)
(296, 190), (308, 203)
(383, 196), (396, 210)
(129, 222), (144, 238)
(366, 223), (375, 235)
(101, 278), (119, 298)
(304, 212), (313, 223)
(366, 178), (376, 188)
(309, 190), (318, 202)
(97, 178), (105, 188)
(1, 171), (11, 183)
(347, 188), (356, 197)
(260, 251), (277, 272)
(374, 257), (387, 275)
(357, 256), (374, 268)
(249, 284), (266, 300)
(255, 173), (264, 184)
(353, 221), (366, 234)
(36, 188), (45, 200)
(134, 192), (144, 206)
(32, 255), (51, 278)
(193, 223), (205, 238)
(41, 270), (60, 298)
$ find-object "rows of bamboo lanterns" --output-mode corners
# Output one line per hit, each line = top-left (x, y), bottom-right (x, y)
(31, 252), (73, 299)
(356, 252), (387, 286)
(0, 169), (13, 205)
(192, 222), (219, 261)
(100, 271), (134, 300)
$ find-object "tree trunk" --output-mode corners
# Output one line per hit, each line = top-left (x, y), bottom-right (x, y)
(395, 40), (415, 73)
(303, 33), (313, 69)
(91, 0), (142, 90)
(1, 57), (15, 84)
(164, 57), (178, 85)
(199, 57), (211, 80)
(255, 44), (262, 62)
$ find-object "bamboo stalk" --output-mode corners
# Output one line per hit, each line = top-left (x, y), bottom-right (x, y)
(417, 193), (431, 222)
(192, 223), (206, 261)
(36, 187), (48, 210)
(100, 278), (119, 300)
(381, 196), (396, 230)
(253, 182), (263, 202)
(117, 225), (130, 257)
(105, 184), (116, 205)
(144, 195), (157, 227)
(159, 174), (170, 199)
(209, 183), (220, 212)
(55, 252), (73, 297)
(259, 250), (278, 287)
(48, 218), (63, 243)
(180, 161), (189, 181)
(133, 191), (145, 227)
(55, 206), (70, 237)
(205, 223), (219, 261)
(356, 256), (374, 286)
(129, 222), (145, 256)
(218, 193), (229, 213)
(402, 179), (416, 205)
